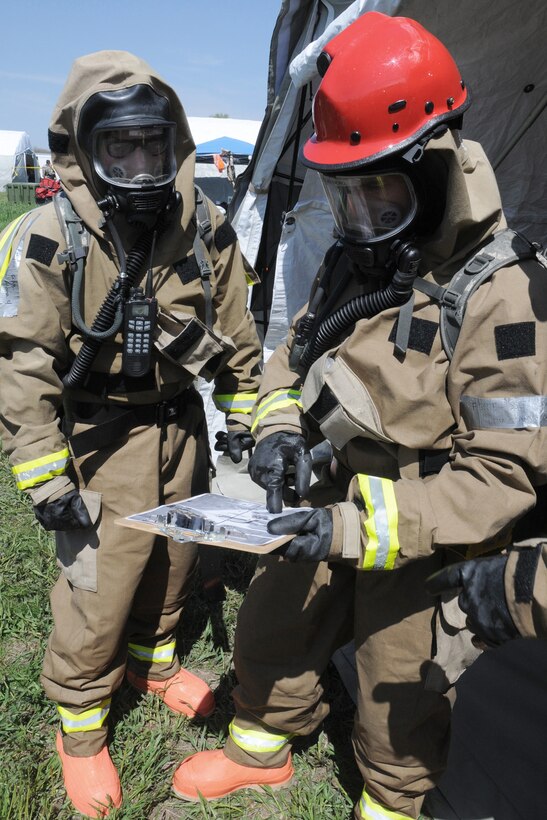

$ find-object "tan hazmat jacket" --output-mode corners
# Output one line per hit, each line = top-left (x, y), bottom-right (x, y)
(0, 51), (261, 496)
(252, 130), (547, 571)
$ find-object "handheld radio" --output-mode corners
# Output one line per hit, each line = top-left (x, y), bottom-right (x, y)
(121, 229), (159, 378)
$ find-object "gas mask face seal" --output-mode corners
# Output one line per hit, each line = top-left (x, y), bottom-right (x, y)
(320, 171), (418, 246)
(93, 125), (176, 190)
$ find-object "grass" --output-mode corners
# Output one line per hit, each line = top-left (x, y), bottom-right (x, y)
(0, 197), (360, 818)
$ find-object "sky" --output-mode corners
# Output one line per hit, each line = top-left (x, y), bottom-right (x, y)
(0, 0), (283, 149)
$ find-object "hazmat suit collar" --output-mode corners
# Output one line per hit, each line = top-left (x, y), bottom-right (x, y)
(48, 50), (196, 257)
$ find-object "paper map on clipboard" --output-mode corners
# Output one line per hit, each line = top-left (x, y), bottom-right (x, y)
(117, 493), (310, 554)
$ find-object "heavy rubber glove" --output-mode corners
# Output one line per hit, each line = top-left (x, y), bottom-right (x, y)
(426, 554), (519, 647)
(33, 489), (92, 532)
(267, 508), (333, 562)
(248, 431), (313, 513)
(214, 430), (254, 464)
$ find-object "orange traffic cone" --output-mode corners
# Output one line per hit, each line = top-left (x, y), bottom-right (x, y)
(56, 732), (122, 818)
(126, 667), (215, 717)
(172, 748), (294, 801)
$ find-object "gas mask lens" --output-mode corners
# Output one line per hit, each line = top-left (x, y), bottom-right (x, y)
(93, 125), (176, 188)
(321, 172), (417, 243)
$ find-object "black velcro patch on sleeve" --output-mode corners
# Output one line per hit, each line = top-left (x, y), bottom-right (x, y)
(26, 234), (59, 266)
(48, 129), (70, 154)
(388, 317), (438, 355)
(514, 545), (542, 603)
(174, 256), (200, 284)
(164, 321), (205, 360)
(214, 220), (237, 253)
(308, 384), (338, 422)
(494, 322), (535, 360)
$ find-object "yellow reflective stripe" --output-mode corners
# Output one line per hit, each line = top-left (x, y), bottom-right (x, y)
(57, 699), (111, 734)
(213, 392), (258, 415)
(127, 640), (176, 664)
(245, 273), (256, 286)
(0, 213), (30, 285)
(229, 719), (293, 753)
(251, 389), (302, 433)
(12, 447), (70, 490)
(357, 474), (400, 571)
(359, 787), (413, 819)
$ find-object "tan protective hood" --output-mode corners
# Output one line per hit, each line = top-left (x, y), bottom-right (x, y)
(48, 50), (196, 240)
(418, 129), (506, 276)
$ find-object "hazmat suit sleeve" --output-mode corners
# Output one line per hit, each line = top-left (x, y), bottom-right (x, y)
(346, 259), (547, 571)
(0, 209), (73, 496)
(250, 308), (309, 441)
(208, 208), (262, 430)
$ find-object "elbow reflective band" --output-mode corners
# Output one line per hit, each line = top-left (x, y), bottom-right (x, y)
(251, 389), (303, 433)
(57, 699), (111, 734)
(213, 392), (258, 415)
(357, 475), (400, 570)
(12, 447), (70, 490)
(127, 640), (176, 664)
(228, 719), (293, 754)
(359, 786), (413, 819)
(460, 395), (547, 429)
(0, 213), (33, 286)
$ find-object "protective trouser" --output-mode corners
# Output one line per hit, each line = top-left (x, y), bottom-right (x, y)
(42, 390), (210, 756)
(228, 551), (450, 819)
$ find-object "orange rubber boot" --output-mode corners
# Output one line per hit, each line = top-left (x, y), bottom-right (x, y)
(126, 667), (215, 718)
(172, 748), (294, 802)
(55, 732), (122, 818)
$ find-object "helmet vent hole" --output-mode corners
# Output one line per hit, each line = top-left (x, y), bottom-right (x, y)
(524, 83), (535, 93)
(425, 101), (435, 115)
(388, 100), (407, 114)
(350, 131), (361, 145)
(447, 97), (455, 108)
(392, 123), (399, 132)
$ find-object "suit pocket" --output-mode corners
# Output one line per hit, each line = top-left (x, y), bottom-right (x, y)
(55, 489), (101, 592)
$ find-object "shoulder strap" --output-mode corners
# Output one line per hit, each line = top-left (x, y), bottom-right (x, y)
(53, 191), (89, 272)
(193, 185), (214, 328)
(414, 229), (544, 360)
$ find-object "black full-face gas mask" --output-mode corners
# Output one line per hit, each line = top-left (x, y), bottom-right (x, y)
(78, 84), (177, 224)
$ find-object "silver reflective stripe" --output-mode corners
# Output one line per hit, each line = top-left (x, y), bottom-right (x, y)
(128, 641), (176, 663)
(229, 719), (291, 753)
(0, 213), (39, 318)
(367, 477), (391, 570)
(57, 699), (111, 733)
(461, 395), (547, 429)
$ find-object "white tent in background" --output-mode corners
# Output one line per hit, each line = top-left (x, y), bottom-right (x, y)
(231, 0), (547, 359)
(0, 131), (40, 190)
(186, 117), (262, 207)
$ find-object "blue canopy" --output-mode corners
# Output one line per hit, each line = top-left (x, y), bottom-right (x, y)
(194, 136), (254, 156)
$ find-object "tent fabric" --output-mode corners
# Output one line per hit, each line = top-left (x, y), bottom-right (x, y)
(195, 136), (254, 156)
(232, 0), (547, 359)
(186, 117), (261, 148)
(0, 130), (39, 190)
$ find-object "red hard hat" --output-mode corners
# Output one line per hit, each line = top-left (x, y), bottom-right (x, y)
(302, 12), (470, 172)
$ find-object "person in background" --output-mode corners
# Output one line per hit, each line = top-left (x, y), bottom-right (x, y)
(41, 158), (56, 179)
(170, 13), (547, 820)
(0, 50), (260, 818)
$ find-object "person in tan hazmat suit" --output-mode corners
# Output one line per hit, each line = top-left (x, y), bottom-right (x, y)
(0, 51), (261, 817)
(171, 13), (547, 820)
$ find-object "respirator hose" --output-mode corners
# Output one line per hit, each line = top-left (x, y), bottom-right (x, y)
(299, 243), (420, 373)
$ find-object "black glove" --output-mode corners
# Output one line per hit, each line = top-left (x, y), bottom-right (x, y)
(248, 431), (313, 513)
(33, 489), (92, 532)
(214, 430), (254, 464)
(426, 554), (519, 647)
(267, 508), (333, 562)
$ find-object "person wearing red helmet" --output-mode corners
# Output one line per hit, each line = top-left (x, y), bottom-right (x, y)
(171, 12), (547, 819)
